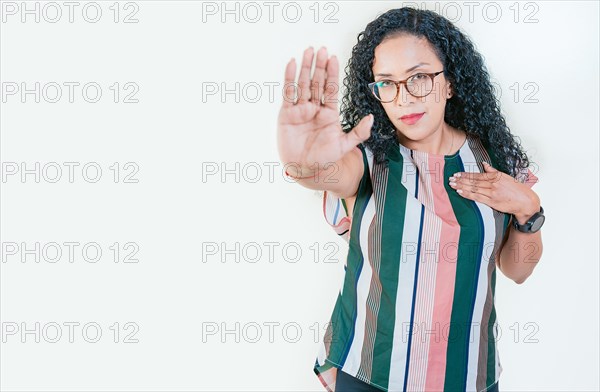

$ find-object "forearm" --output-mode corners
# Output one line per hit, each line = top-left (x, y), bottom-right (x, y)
(497, 215), (543, 284)
(286, 146), (363, 198)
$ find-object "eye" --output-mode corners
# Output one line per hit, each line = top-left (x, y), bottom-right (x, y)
(410, 73), (428, 81)
(377, 80), (395, 87)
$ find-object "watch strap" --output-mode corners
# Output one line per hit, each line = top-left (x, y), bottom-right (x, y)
(512, 205), (544, 233)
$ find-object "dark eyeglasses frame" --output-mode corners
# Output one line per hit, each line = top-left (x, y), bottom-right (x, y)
(368, 70), (445, 102)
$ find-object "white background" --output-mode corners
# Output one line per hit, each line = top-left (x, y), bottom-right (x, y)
(1, 1), (598, 391)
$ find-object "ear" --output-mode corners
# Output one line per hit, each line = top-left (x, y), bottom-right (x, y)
(446, 82), (453, 99)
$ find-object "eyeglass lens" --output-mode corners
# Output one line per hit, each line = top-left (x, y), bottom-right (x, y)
(373, 74), (433, 101)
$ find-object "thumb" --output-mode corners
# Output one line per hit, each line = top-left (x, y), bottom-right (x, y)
(482, 161), (502, 183)
(482, 161), (498, 172)
(343, 114), (373, 150)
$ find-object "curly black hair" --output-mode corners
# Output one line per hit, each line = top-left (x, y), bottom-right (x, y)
(339, 7), (532, 179)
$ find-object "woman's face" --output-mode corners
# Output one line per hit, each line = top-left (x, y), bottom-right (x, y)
(371, 34), (452, 143)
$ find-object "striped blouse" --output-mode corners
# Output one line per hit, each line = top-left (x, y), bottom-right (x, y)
(313, 132), (538, 392)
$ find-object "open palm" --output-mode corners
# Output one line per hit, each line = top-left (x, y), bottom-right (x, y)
(277, 47), (373, 176)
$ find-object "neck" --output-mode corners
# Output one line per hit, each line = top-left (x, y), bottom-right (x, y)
(397, 124), (456, 155)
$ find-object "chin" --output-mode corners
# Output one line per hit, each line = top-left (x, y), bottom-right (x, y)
(394, 125), (428, 141)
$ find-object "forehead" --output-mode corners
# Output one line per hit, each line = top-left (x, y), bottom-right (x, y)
(372, 34), (440, 75)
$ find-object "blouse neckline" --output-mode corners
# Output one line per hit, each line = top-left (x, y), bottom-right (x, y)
(398, 132), (471, 159)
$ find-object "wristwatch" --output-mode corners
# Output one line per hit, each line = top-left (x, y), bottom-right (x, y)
(512, 205), (545, 233)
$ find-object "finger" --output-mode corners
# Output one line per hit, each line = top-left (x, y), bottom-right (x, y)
(452, 170), (501, 184)
(297, 47), (315, 104)
(282, 57), (297, 108)
(449, 177), (492, 189)
(310, 47), (328, 107)
(340, 114), (373, 156)
(450, 175), (493, 189)
(455, 183), (492, 202)
(323, 55), (339, 110)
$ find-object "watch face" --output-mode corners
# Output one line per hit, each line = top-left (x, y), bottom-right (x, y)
(531, 215), (545, 232)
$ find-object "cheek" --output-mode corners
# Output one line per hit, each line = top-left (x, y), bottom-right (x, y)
(424, 96), (447, 117)
(427, 103), (445, 117)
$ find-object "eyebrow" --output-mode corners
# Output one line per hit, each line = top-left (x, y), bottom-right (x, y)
(374, 62), (430, 77)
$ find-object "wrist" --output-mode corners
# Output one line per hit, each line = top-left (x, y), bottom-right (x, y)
(284, 162), (334, 181)
(514, 197), (541, 225)
(285, 167), (323, 180)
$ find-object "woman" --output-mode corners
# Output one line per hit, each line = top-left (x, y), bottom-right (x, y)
(277, 7), (544, 392)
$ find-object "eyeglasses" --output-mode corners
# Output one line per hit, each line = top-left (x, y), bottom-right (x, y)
(368, 70), (444, 102)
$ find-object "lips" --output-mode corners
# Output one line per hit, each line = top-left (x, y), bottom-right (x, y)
(400, 112), (425, 119)
(399, 112), (425, 125)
